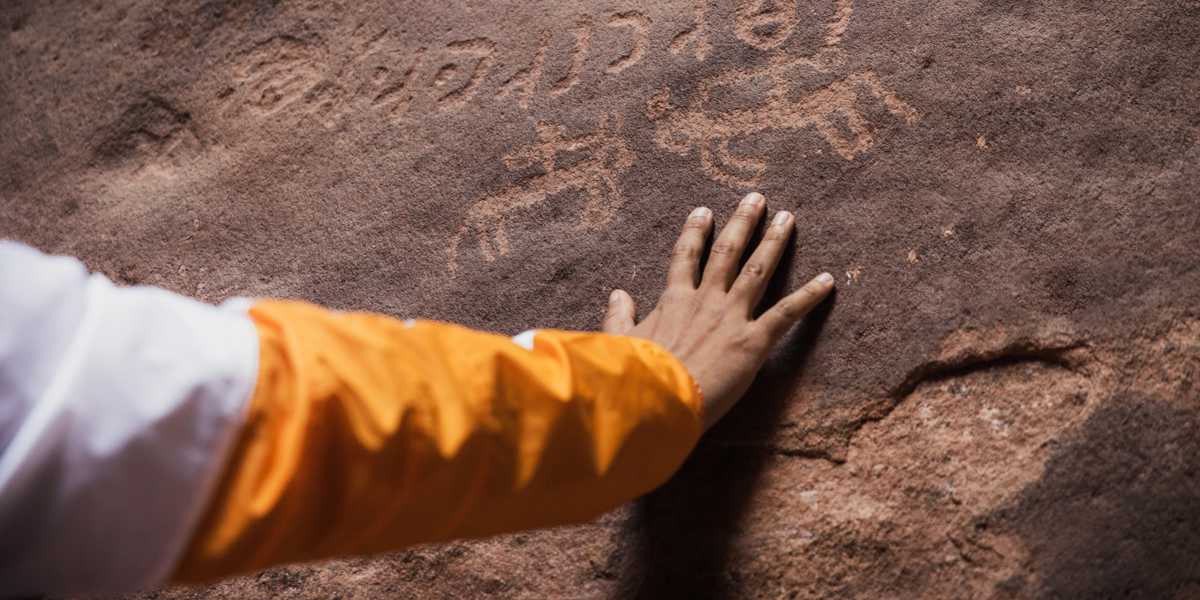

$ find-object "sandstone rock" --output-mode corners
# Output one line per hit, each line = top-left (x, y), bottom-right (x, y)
(4, 0), (1198, 598)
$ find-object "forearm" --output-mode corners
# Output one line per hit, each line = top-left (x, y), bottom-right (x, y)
(173, 299), (703, 583)
(1, 192), (827, 595)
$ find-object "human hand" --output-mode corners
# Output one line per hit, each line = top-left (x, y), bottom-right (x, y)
(602, 192), (835, 430)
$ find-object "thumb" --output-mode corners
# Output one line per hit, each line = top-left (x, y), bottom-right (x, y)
(602, 289), (636, 335)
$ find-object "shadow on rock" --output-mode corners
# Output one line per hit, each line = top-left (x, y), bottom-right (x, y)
(993, 393), (1200, 599)
(612, 249), (835, 599)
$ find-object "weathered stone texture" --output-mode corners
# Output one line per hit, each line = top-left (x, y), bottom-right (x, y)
(3, 0), (1198, 597)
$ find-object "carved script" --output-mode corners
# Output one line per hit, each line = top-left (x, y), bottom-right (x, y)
(219, 3), (923, 272)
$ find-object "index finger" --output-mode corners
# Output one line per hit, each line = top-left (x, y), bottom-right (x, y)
(755, 272), (835, 342)
(666, 206), (714, 289)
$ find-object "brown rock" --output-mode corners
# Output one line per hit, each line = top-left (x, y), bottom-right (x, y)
(4, 0), (1198, 597)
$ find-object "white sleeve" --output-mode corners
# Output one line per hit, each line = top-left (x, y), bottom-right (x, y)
(0, 241), (260, 596)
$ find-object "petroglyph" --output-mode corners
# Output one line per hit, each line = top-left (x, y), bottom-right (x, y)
(550, 17), (592, 97)
(225, 35), (367, 127)
(435, 38), (496, 111)
(227, 3), (859, 127)
(605, 11), (651, 74)
(649, 66), (918, 187)
(349, 24), (390, 60)
(648, 0), (920, 188)
(448, 115), (635, 271)
(371, 48), (426, 123)
(733, 0), (854, 51)
(498, 35), (547, 110)
(670, 0), (711, 61)
(230, 36), (325, 116)
(735, 0), (800, 51)
(824, 0), (854, 46)
(222, 1), (917, 192)
(305, 80), (351, 130)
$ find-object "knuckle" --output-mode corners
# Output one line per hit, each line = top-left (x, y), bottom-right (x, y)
(743, 262), (766, 278)
(729, 210), (755, 224)
(710, 240), (739, 256)
(779, 297), (806, 319)
(682, 218), (708, 231)
(671, 242), (701, 260)
(763, 228), (789, 242)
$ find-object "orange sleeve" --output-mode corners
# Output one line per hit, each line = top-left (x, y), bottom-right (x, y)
(172, 299), (703, 583)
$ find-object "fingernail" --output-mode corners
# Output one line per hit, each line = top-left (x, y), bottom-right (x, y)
(742, 192), (764, 207)
(609, 289), (622, 303)
(816, 272), (835, 286)
(773, 211), (792, 226)
(690, 206), (711, 219)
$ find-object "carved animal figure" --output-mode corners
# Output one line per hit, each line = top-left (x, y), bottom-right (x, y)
(647, 53), (920, 189)
(448, 114), (635, 271)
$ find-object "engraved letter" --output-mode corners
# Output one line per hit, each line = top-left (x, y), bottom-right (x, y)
(669, 0), (711, 61)
(550, 17), (592, 97)
(498, 34), (548, 110)
(605, 11), (651, 74)
(734, 0), (799, 51)
(434, 37), (496, 111)
(373, 48), (426, 123)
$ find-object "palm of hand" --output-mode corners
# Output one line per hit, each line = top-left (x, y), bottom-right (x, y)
(603, 193), (835, 430)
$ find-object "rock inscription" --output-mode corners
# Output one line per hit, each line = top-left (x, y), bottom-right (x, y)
(446, 0), (920, 270)
(214, 1), (919, 271)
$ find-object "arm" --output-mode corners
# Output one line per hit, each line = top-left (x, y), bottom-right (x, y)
(175, 192), (835, 582)
(0, 192), (833, 594)
(171, 300), (706, 582)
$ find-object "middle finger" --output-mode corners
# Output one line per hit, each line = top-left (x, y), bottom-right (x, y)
(728, 209), (794, 315)
(700, 192), (766, 292)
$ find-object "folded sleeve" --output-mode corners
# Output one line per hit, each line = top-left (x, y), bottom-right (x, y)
(172, 299), (704, 583)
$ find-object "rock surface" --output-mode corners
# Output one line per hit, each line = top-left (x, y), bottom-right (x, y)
(3, 0), (1199, 598)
